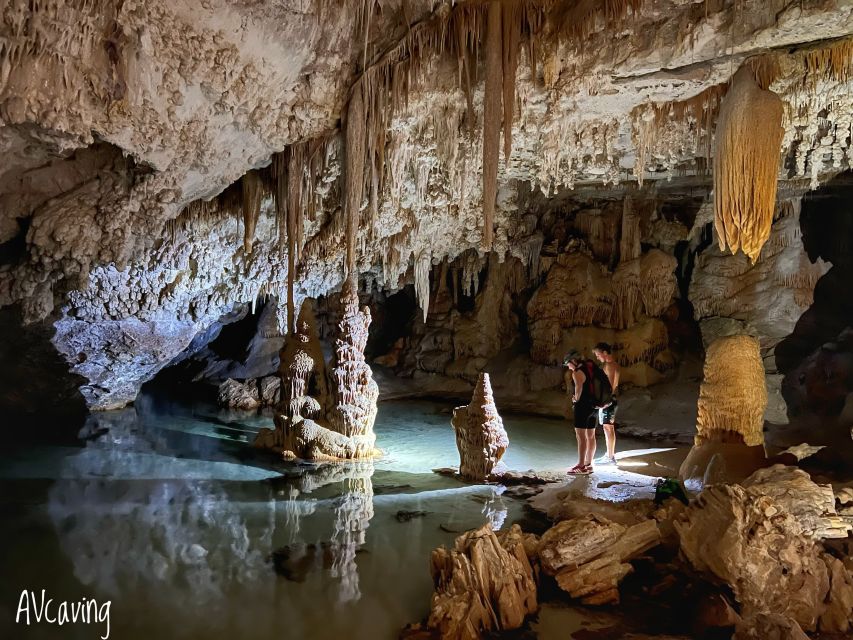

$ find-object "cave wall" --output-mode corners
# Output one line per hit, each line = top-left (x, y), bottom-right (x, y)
(776, 174), (853, 436)
(3, 0), (853, 414)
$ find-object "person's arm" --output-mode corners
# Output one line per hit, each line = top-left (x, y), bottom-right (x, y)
(571, 370), (584, 403)
(610, 363), (620, 394)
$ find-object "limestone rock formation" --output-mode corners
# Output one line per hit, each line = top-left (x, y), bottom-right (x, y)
(427, 524), (537, 639)
(4, 1), (853, 412)
(733, 613), (809, 640)
(451, 373), (508, 481)
(278, 301), (327, 422)
(328, 278), (379, 440)
(527, 246), (678, 388)
(217, 378), (259, 411)
(680, 335), (768, 488)
(674, 484), (831, 631)
(537, 515), (661, 605)
(255, 284), (378, 460)
(696, 335), (767, 446)
(743, 465), (852, 540)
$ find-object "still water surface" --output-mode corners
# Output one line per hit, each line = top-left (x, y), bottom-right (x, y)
(0, 395), (637, 639)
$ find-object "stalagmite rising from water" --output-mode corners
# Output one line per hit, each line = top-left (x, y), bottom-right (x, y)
(713, 66), (784, 263)
(254, 281), (378, 460)
(329, 277), (379, 440)
(451, 372), (508, 481)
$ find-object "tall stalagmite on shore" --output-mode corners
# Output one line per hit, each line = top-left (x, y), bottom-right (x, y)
(679, 334), (768, 488)
(713, 66), (784, 263)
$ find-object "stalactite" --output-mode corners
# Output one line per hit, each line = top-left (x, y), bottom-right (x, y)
(241, 171), (263, 255)
(414, 250), (432, 322)
(286, 147), (303, 331)
(619, 193), (641, 263)
(713, 66), (785, 263)
(631, 84), (728, 185)
(501, 0), (522, 161)
(344, 84), (366, 279)
(481, 0), (502, 252)
(802, 37), (853, 86)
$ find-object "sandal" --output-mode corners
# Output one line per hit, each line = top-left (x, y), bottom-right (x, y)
(567, 464), (591, 475)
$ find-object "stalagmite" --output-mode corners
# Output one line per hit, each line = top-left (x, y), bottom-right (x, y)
(679, 335), (768, 489)
(277, 300), (327, 423)
(696, 335), (766, 447)
(451, 372), (509, 481)
(713, 67), (785, 263)
(329, 277), (379, 441)
(255, 281), (378, 460)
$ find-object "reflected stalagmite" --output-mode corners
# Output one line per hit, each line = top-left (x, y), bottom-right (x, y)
(451, 372), (508, 481)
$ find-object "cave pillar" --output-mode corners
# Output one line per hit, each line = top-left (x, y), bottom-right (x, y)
(679, 335), (768, 490)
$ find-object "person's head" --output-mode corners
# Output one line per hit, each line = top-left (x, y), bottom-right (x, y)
(563, 351), (582, 371)
(593, 342), (612, 362)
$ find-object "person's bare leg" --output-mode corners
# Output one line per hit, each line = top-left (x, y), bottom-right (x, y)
(604, 423), (616, 459)
(585, 430), (596, 467)
(574, 428), (586, 470)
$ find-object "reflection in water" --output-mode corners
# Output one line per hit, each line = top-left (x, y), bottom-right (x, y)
(49, 410), (378, 609)
(330, 462), (374, 602)
(482, 485), (508, 531)
(47, 409), (276, 612)
(3, 398), (555, 638)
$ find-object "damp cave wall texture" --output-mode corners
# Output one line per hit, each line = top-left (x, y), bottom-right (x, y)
(2, 0), (853, 427)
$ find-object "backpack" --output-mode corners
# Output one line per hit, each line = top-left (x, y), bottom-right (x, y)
(582, 359), (612, 406)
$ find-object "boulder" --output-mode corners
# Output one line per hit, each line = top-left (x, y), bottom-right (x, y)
(538, 514), (660, 605)
(674, 484), (829, 631)
(743, 465), (852, 539)
(733, 613), (809, 640)
(217, 378), (259, 411)
(427, 524), (537, 639)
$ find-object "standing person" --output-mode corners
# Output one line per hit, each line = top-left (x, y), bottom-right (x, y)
(593, 342), (621, 466)
(563, 352), (596, 475)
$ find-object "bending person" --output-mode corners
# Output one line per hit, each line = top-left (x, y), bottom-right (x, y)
(564, 352), (596, 475)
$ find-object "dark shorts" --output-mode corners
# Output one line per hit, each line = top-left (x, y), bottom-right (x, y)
(598, 400), (618, 426)
(573, 402), (597, 429)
